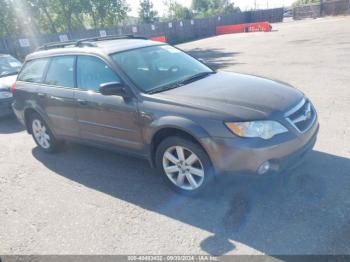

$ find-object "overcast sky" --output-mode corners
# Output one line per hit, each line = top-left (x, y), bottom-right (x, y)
(127, 0), (294, 17)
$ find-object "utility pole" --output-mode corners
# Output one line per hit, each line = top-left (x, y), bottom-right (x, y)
(320, 0), (324, 17)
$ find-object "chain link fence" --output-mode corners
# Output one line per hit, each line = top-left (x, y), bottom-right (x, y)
(293, 0), (350, 19)
(0, 8), (284, 60)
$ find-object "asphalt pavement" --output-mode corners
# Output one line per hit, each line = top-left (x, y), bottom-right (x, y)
(0, 17), (349, 255)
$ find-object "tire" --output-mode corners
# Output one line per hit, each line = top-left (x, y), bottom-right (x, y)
(29, 112), (61, 153)
(155, 136), (215, 195)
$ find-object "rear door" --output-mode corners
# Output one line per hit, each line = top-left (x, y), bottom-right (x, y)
(74, 55), (143, 152)
(16, 58), (50, 119)
(40, 55), (79, 138)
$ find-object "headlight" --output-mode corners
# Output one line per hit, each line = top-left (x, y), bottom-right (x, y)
(225, 121), (288, 139)
(0, 91), (13, 99)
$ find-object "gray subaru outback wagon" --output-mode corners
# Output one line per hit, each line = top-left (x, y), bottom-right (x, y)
(12, 35), (319, 194)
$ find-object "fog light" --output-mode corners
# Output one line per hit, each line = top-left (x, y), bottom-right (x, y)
(257, 161), (271, 175)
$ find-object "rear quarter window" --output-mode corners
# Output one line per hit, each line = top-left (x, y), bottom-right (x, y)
(18, 58), (50, 83)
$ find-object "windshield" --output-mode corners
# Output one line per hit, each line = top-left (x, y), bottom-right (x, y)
(0, 55), (22, 77)
(111, 45), (213, 93)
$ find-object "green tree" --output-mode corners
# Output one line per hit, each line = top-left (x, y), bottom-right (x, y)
(85, 0), (129, 28)
(0, 0), (15, 36)
(22, 0), (58, 34)
(192, 0), (210, 12)
(10, 0), (42, 36)
(54, 0), (85, 32)
(192, 0), (239, 18)
(29, 0), (58, 33)
(173, 5), (193, 20)
(165, 0), (193, 20)
(0, 0), (130, 37)
(139, 0), (158, 24)
(213, 0), (240, 14)
(223, 2), (240, 13)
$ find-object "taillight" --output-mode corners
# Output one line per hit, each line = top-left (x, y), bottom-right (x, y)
(10, 83), (16, 94)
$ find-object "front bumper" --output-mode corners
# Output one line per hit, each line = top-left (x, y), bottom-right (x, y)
(0, 98), (14, 117)
(200, 119), (319, 175)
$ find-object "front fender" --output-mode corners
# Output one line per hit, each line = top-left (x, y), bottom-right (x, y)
(144, 115), (211, 145)
(143, 116), (212, 167)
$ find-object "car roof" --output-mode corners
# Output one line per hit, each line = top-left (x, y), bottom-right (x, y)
(26, 38), (162, 61)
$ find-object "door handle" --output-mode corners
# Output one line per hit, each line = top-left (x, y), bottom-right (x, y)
(77, 99), (88, 106)
(37, 93), (46, 98)
(49, 95), (64, 101)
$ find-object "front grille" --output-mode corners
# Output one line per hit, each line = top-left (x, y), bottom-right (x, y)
(286, 99), (316, 133)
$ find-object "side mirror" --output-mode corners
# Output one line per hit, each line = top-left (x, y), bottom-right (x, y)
(99, 82), (129, 97)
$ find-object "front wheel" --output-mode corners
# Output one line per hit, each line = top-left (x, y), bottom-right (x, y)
(155, 136), (214, 194)
(30, 113), (61, 153)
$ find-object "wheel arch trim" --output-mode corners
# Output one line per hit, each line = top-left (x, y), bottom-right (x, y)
(145, 116), (212, 167)
(23, 105), (54, 135)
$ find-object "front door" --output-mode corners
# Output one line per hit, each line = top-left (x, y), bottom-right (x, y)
(74, 55), (143, 152)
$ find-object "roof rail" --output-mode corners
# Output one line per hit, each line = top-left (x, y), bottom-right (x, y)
(37, 41), (76, 51)
(37, 34), (148, 51)
(75, 34), (148, 46)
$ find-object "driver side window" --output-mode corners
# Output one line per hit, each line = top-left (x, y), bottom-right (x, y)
(77, 56), (121, 92)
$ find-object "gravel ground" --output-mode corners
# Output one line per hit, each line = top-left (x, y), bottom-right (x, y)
(0, 17), (350, 255)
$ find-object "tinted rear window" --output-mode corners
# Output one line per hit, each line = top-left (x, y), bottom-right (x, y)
(44, 56), (75, 88)
(18, 58), (49, 83)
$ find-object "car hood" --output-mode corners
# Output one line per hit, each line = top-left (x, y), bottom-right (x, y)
(0, 75), (17, 91)
(155, 71), (304, 120)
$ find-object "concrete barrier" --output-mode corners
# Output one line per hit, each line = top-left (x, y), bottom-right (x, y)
(216, 22), (272, 35)
(150, 36), (167, 43)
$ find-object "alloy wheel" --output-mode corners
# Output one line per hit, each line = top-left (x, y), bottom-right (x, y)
(32, 119), (51, 149)
(162, 146), (205, 191)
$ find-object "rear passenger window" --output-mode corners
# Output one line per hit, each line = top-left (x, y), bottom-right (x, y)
(77, 56), (120, 92)
(18, 58), (49, 83)
(44, 56), (75, 88)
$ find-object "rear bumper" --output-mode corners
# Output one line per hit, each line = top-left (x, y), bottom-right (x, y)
(12, 101), (26, 126)
(0, 98), (14, 117)
(200, 120), (319, 175)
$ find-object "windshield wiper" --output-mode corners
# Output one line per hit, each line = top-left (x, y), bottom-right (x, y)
(0, 71), (19, 77)
(148, 82), (181, 94)
(177, 71), (215, 86)
(148, 71), (215, 94)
